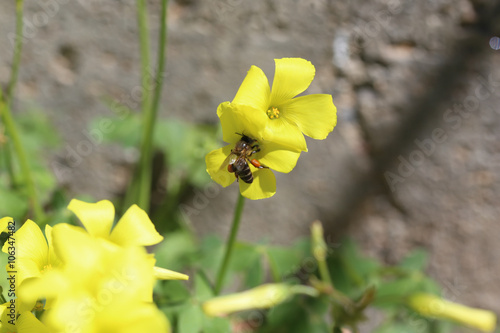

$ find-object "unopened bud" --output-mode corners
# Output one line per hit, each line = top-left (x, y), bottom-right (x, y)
(408, 293), (496, 332)
(311, 220), (327, 261)
(203, 283), (318, 317)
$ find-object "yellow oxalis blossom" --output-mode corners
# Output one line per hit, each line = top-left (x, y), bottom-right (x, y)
(67, 199), (188, 280)
(67, 199), (163, 247)
(19, 224), (171, 333)
(0, 302), (49, 333)
(206, 102), (301, 200)
(1, 219), (59, 313)
(231, 57), (337, 152)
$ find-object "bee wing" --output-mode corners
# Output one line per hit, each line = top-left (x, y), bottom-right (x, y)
(228, 154), (237, 165)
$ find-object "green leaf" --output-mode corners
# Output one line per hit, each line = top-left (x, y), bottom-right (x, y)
(266, 245), (305, 281)
(154, 230), (197, 271)
(258, 295), (330, 333)
(178, 303), (204, 333)
(373, 276), (440, 308)
(243, 254), (264, 289)
(198, 235), (224, 274)
(0, 183), (29, 221)
(194, 272), (215, 301)
(399, 249), (428, 271)
(160, 280), (190, 304)
(202, 315), (231, 333)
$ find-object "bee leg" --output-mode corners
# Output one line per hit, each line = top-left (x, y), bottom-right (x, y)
(250, 145), (261, 154)
(249, 158), (268, 169)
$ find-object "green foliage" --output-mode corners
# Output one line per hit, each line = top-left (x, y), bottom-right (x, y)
(0, 109), (62, 223)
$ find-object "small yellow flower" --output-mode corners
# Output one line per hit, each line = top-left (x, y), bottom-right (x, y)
(408, 293), (496, 332)
(1, 219), (59, 312)
(0, 302), (49, 333)
(67, 199), (188, 281)
(206, 102), (301, 200)
(231, 57), (337, 152)
(19, 224), (171, 333)
(67, 199), (163, 247)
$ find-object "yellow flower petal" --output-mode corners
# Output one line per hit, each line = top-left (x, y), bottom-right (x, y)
(0, 216), (12, 233)
(67, 199), (115, 239)
(205, 145), (236, 187)
(16, 311), (50, 333)
(44, 225), (61, 268)
(153, 266), (189, 280)
(263, 117), (307, 152)
(109, 205), (163, 247)
(6, 220), (47, 264)
(232, 65), (271, 112)
(218, 102), (267, 144)
(239, 168), (276, 200)
(270, 58), (315, 106)
(283, 94), (337, 140)
(258, 141), (301, 174)
(51, 224), (99, 267)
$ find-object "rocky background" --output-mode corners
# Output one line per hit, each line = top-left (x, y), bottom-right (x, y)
(1, 0), (499, 331)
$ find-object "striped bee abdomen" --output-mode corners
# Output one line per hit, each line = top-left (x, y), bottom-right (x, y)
(233, 159), (253, 184)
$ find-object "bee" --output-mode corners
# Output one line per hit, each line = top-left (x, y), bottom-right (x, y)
(227, 133), (268, 184)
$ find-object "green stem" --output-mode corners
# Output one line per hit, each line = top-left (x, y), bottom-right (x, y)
(134, 0), (153, 211)
(214, 193), (246, 295)
(7, 0), (24, 106)
(0, 0), (45, 222)
(0, 95), (45, 222)
(130, 0), (168, 212)
(318, 258), (333, 286)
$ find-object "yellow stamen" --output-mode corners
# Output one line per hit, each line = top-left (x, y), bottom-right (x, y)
(41, 264), (52, 274)
(266, 107), (280, 119)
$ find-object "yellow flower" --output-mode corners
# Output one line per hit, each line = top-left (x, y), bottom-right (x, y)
(0, 302), (49, 333)
(67, 199), (188, 281)
(1, 219), (60, 312)
(67, 199), (163, 247)
(202, 283), (318, 317)
(19, 224), (171, 333)
(231, 57), (337, 152)
(408, 293), (497, 332)
(206, 102), (301, 200)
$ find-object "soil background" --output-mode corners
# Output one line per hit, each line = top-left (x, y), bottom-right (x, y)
(1, 0), (500, 332)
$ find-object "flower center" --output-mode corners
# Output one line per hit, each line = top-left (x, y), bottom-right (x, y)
(266, 107), (280, 119)
(41, 264), (52, 274)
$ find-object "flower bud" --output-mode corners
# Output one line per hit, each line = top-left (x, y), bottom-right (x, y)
(311, 220), (327, 261)
(408, 293), (496, 332)
(203, 283), (318, 317)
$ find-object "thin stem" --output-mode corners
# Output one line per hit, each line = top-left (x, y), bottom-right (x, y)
(134, 0), (153, 211)
(318, 258), (333, 287)
(131, 0), (168, 212)
(0, 0), (45, 222)
(7, 0), (24, 106)
(0, 94), (45, 222)
(214, 193), (246, 295)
